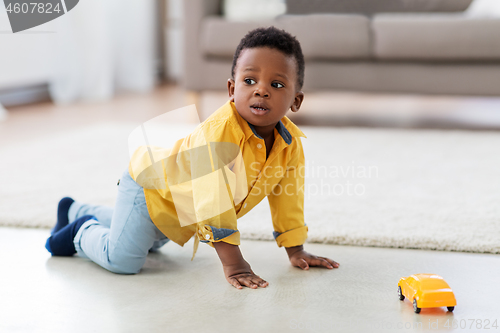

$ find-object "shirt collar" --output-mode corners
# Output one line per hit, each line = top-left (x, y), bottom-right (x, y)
(228, 101), (306, 145)
(247, 120), (292, 145)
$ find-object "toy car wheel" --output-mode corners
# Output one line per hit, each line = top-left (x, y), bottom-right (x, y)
(447, 307), (455, 312)
(413, 299), (421, 313)
(398, 286), (405, 300)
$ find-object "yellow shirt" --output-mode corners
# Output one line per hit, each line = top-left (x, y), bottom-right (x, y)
(128, 100), (308, 259)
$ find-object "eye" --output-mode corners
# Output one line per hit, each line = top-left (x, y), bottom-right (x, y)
(272, 82), (284, 88)
(244, 78), (256, 85)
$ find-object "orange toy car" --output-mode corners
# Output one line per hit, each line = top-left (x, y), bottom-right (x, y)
(398, 274), (457, 313)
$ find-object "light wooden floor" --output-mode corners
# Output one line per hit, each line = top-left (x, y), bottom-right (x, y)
(1, 83), (500, 149)
(1, 227), (499, 333)
(0, 84), (196, 147)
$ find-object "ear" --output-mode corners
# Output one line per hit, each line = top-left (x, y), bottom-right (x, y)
(227, 79), (235, 102)
(290, 91), (304, 113)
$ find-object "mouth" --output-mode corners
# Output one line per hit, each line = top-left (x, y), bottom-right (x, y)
(250, 103), (269, 116)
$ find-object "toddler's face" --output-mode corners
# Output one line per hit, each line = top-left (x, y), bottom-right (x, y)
(228, 47), (304, 129)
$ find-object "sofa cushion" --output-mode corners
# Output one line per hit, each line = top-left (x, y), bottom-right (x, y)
(373, 14), (500, 61)
(200, 14), (371, 60)
(276, 15), (371, 60)
(200, 18), (275, 58)
(222, 0), (286, 21)
(286, 0), (473, 15)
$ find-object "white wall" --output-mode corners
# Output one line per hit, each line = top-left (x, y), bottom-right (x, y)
(0, 3), (56, 89)
(1, 0), (162, 105)
(164, 0), (184, 81)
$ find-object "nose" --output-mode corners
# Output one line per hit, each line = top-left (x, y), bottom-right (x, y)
(253, 84), (269, 98)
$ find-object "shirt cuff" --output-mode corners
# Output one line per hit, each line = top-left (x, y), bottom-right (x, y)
(273, 225), (308, 248)
(198, 225), (240, 247)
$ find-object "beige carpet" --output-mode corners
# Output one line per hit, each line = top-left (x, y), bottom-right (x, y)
(1, 122), (499, 253)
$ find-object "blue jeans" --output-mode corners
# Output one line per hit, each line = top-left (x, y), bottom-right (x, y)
(70, 168), (169, 274)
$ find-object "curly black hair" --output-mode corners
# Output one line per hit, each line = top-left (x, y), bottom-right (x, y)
(231, 26), (305, 91)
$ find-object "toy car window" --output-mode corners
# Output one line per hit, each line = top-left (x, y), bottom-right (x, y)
(421, 280), (449, 290)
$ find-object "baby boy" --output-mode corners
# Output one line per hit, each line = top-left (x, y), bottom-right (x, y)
(45, 26), (339, 289)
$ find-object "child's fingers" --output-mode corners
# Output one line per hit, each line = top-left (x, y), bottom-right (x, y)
(229, 277), (243, 289)
(309, 257), (334, 269)
(241, 276), (258, 289)
(253, 278), (269, 288)
(323, 257), (340, 268)
(231, 274), (268, 289)
(297, 258), (309, 270)
(293, 254), (339, 270)
(248, 274), (269, 287)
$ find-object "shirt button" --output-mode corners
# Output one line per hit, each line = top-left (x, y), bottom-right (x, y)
(243, 203), (247, 208)
(205, 234), (210, 240)
(256, 143), (263, 149)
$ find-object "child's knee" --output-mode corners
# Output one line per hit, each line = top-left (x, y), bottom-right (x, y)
(110, 266), (141, 275)
(107, 253), (145, 275)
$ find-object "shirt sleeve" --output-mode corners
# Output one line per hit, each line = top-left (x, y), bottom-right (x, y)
(267, 137), (308, 247)
(187, 120), (244, 246)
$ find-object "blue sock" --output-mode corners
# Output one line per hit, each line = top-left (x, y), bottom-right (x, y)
(51, 197), (75, 235)
(45, 214), (96, 256)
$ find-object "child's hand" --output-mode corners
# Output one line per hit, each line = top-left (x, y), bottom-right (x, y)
(222, 261), (269, 290)
(286, 245), (340, 270)
(213, 241), (269, 289)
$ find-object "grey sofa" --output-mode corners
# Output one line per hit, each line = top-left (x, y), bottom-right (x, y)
(182, 0), (500, 96)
